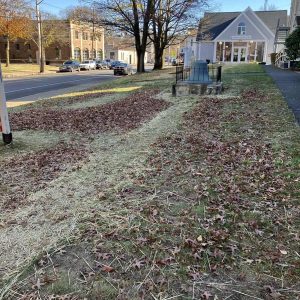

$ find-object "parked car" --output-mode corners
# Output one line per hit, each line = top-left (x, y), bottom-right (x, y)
(113, 63), (134, 75)
(58, 60), (80, 72)
(79, 60), (96, 70)
(95, 60), (103, 69)
(110, 60), (125, 69)
(104, 59), (113, 68)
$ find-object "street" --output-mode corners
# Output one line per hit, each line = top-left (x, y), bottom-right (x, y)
(4, 69), (116, 102)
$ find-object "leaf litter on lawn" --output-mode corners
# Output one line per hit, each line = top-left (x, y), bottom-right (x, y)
(2, 66), (300, 299)
(0, 141), (89, 211)
(10, 89), (170, 134)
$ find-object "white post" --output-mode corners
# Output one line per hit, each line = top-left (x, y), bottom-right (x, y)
(0, 63), (12, 144)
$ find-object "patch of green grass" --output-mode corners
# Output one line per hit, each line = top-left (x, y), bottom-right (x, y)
(1, 63), (57, 75)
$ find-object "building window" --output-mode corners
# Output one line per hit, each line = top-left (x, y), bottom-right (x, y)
(97, 50), (103, 60)
(27, 43), (31, 50)
(16, 44), (20, 50)
(237, 22), (246, 35)
(83, 48), (89, 60)
(75, 31), (79, 39)
(55, 47), (61, 59)
(83, 32), (88, 40)
(74, 48), (81, 60)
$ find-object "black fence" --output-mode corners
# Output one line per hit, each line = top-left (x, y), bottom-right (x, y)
(175, 64), (222, 84)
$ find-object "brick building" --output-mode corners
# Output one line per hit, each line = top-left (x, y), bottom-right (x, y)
(0, 20), (105, 64)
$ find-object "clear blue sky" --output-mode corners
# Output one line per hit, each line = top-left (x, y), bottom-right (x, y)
(40, 0), (291, 15)
(218, 0), (290, 11)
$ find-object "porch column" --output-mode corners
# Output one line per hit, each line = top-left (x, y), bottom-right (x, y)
(231, 42), (234, 63)
(222, 43), (225, 62)
(264, 42), (268, 63)
(213, 42), (217, 63)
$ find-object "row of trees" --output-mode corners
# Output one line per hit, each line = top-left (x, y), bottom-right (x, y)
(76, 0), (209, 72)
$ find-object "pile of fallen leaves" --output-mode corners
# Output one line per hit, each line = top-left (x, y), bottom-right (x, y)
(0, 142), (88, 210)
(10, 90), (170, 134)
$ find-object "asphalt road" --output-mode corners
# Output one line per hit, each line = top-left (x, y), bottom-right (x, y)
(4, 69), (116, 102)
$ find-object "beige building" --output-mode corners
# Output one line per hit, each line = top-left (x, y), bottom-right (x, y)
(0, 20), (104, 64)
(105, 35), (152, 64)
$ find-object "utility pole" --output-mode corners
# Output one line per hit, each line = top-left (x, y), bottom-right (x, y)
(35, 0), (44, 73)
(91, 4), (95, 59)
(0, 62), (12, 144)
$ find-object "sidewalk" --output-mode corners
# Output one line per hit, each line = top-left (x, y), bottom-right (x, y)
(264, 65), (300, 123)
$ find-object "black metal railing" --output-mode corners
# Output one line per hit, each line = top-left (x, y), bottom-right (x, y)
(175, 64), (222, 84)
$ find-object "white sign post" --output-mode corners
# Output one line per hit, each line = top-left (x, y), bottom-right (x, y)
(0, 62), (12, 144)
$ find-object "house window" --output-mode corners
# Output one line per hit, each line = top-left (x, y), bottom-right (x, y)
(74, 48), (81, 60)
(27, 43), (31, 50)
(16, 44), (20, 50)
(75, 31), (79, 39)
(237, 22), (246, 35)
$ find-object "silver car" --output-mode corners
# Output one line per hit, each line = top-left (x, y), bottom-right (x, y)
(80, 60), (96, 71)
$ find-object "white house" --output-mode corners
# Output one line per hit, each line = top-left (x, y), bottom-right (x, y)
(186, 7), (288, 65)
(289, 0), (300, 31)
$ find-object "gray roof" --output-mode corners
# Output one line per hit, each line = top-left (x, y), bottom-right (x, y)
(197, 10), (288, 41)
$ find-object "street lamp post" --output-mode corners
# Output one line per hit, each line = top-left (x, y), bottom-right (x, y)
(0, 62), (12, 144)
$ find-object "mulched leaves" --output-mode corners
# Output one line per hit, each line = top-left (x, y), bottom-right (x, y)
(10, 90), (170, 134)
(0, 142), (89, 210)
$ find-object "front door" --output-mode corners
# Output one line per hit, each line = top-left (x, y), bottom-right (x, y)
(233, 47), (247, 63)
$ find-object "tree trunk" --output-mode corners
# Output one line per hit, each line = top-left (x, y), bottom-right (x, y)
(5, 38), (10, 67)
(153, 47), (163, 70)
(137, 49), (145, 73)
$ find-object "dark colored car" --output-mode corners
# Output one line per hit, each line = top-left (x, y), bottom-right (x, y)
(113, 63), (134, 75)
(59, 60), (80, 72)
(110, 60), (125, 69)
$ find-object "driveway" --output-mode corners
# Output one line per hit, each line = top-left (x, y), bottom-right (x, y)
(4, 69), (115, 103)
(264, 65), (300, 123)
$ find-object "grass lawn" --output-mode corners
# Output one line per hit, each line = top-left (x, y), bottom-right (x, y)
(0, 64), (300, 299)
(1, 63), (58, 75)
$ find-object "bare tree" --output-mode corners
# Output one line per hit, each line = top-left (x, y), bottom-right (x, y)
(149, 0), (208, 69)
(30, 12), (70, 61)
(259, 3), (278, 11)
(63, 5), (103, 59)
(82, 0), (153, 73)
